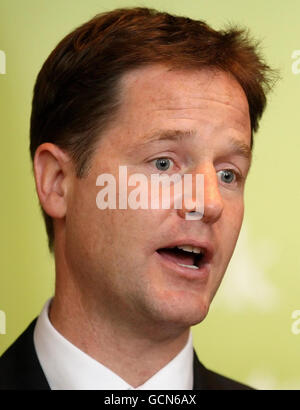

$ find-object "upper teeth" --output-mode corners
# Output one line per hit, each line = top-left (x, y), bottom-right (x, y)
(176, 245), (203, 254)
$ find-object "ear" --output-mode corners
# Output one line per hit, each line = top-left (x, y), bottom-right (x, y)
(33, 143), (73, 219)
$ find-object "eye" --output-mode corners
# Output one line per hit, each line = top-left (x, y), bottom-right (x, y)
(154, 158), (173, 171)
(217, 169), (237, 184)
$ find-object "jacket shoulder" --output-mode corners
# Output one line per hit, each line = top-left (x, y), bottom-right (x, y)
(0, 319), (50, 390)
(193, 351), (254, 390)
(203, 368), (254, 390)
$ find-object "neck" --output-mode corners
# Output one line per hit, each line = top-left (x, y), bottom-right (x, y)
(49, 270), (190, 388)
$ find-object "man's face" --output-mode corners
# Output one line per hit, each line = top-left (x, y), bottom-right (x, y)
(64, 65), (251, 333)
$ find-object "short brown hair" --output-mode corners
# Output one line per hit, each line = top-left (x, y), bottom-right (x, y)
(30, 7), (275, 251)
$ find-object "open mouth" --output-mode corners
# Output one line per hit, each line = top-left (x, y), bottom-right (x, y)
(156, 245), (208, 270)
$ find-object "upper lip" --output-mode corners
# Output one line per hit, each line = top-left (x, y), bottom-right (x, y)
(156, 239), (214, 264)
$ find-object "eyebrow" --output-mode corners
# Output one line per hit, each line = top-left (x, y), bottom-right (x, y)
(125, 129), (195, 157)
(227, 137), (252, 162)
(137, 129), (196, 147)
(128, 128), (252, 161)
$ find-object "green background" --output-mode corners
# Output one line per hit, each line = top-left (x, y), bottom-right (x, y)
(1, 0), (299, 389)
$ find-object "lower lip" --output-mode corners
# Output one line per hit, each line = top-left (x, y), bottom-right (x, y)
(155, 251), (210, 283)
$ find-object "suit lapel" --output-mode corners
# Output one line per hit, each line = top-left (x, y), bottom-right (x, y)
(0, 319), (50, 390)
(193, 349), (207, 390)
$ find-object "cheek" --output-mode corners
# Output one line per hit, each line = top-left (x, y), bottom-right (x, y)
(68, 188), (160, 266)
(225, 190), (244, 215)
(65, 177), (116, 267)
(233, 197), (245, 228)
(224, 198), (244, 248)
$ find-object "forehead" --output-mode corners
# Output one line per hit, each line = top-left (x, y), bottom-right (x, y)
(119, 65), (250, 119)
(97, 64), (251, 155)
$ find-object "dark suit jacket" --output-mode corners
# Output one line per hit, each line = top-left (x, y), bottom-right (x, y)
(0, 319), (252, 390)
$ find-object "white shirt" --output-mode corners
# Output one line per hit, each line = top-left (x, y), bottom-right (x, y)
(33, 299), (194, 390)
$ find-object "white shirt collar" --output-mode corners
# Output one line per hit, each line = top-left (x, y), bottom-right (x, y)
(33, 299), (194, 390)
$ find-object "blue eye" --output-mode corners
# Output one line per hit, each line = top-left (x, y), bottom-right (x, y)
(155, 158), (172, 171)
(218, 169), (236, 184)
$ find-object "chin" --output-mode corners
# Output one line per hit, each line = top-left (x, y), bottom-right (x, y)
(160, 307), (210, 329)
(148, 289), (211, 328)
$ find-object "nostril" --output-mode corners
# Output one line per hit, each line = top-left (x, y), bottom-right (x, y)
(184, 211), (204, 221)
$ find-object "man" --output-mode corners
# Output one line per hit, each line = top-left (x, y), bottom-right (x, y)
(0, 7), (274, 390)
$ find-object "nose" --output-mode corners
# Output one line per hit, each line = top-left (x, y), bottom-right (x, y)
(177, 165), (224, 223)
